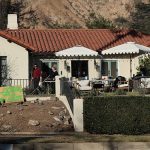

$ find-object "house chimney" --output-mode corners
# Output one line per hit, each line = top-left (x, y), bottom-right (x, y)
(7, 14), (18, 29)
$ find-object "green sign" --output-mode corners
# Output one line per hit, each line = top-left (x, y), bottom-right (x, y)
(0, 86), (24, 103)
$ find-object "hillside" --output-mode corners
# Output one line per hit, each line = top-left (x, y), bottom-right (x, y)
(0, 0), (150, 33)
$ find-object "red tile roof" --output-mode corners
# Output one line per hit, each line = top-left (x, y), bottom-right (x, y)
(0, 29), (149, 54)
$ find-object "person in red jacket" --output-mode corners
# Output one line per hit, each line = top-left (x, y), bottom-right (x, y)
(32, 64), (41, 90)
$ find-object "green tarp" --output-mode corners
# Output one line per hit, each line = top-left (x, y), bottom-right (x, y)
(0, 86), (24, 103)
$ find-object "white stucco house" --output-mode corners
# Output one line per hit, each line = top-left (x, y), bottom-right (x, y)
(0, 14), (150, 87)
(102, 42), (150, 79)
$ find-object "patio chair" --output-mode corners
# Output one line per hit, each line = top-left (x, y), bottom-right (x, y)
(76, 80), (92, 90)
(118, 82), (129, 90)
(112, 76), (129, 91)
(76, 80), (93, 96)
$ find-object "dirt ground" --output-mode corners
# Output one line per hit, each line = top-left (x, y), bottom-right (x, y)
(0, 100), (73, 133)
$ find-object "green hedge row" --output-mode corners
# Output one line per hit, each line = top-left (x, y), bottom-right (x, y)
(84, 96), (150, 135)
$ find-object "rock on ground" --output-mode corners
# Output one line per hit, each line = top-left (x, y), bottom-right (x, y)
(53, 116), (63, 122)
(0, 114), (4, 117)
(2, 124), (12, 130)
(64, 120), (70, 125)
(28, 120), (40, 126)
(7, 111), (12, 114)
(48, 111), (54, 115)
(52, 122), (61, 127)
(64, 116), (72, 124)
(59, 110), (66, 117)
(52, 106), (61, 110)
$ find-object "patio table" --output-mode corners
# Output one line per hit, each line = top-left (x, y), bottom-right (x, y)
(91, 79), (115, 92)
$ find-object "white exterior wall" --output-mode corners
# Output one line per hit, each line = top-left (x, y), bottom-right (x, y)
(59, 59), (71, 78)
(88, 59), (101, 80)
(118, 56), (140, 79)
(118, 58), (131, 78)
(0, 36), (29, 80)
(132, 55), (140, 75)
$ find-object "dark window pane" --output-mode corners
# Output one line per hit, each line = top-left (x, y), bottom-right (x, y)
(102, 61), (108, 76)
(71, 60), (88, 79)
(111, 61), (117, 78)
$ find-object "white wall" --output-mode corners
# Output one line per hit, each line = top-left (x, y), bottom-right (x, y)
(118, 58), (131, 78)
(119, 56), (141, 79)
(0, 36), (29, 80)
(132, 55), (140, 75)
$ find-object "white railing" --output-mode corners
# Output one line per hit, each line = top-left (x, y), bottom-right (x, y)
(2, 79), (30, 89)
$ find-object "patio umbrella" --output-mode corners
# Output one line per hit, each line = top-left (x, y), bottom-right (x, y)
(55, 45), (99, 57)
(102, 42), (150, 77)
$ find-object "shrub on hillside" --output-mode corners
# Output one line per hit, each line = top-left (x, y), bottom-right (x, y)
(86, 12), (115, 29)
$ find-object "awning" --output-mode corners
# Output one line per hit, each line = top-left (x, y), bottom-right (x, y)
(55, 45), (99, 57)
(102, 42), (150, 55)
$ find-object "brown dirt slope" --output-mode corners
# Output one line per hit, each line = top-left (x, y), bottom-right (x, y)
(10, 0), (150, 29)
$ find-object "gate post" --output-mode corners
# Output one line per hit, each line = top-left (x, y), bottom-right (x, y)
(55, 76), (61, 98)
(73, 98), (84, 132)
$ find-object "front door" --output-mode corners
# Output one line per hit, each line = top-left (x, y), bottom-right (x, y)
(71, 60), (88, 79)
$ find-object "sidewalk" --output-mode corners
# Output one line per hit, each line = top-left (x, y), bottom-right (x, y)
(1, 142), (150, 150)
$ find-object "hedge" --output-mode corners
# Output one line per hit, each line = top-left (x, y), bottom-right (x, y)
(84, 96), (150, 135)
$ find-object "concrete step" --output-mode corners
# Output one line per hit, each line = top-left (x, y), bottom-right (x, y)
(25, 96), (57, 101)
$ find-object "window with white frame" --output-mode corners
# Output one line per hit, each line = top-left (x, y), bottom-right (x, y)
(101, 60), (118, 78)
(41, 60), (59, 72)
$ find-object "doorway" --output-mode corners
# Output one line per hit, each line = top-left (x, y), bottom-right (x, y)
(71, 60), (88, 79)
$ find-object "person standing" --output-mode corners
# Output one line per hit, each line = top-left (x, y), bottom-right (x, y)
(32, 64), (41, 90)
(49, 64), (58, 94)
(51, 65), (58, 80)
